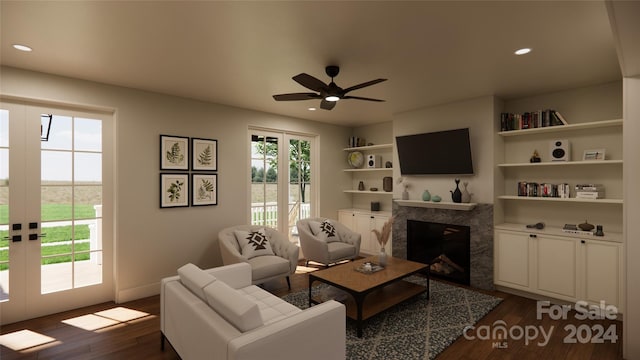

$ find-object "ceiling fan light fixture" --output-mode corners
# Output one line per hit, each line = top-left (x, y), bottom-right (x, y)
(325, 95), (340, 102)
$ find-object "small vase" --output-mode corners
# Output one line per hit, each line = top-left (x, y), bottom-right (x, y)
(422, 189), (431, 201)
(451, 178), (462, 203)
(358, 181), (365, 191)
(378, 247), (388, 267)
(461, 182), (471, 203)
(402, 189), (409, 200)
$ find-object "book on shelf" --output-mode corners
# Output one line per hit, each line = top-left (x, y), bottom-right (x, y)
(575, 184), (604, 191)
(500, 109), (568, 131)
(576, 191), (605, 199)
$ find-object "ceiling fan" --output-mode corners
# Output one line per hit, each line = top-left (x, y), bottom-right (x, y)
(272, 66), (387, 110)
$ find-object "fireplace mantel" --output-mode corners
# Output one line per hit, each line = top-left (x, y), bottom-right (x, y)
(394, 199), (477, 211)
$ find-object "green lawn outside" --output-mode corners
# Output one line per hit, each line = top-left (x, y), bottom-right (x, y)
(0, 204), (97, 224)
(0, 243), (90, 270)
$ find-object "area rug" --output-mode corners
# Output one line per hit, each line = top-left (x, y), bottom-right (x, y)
(280, 276), (502, 360)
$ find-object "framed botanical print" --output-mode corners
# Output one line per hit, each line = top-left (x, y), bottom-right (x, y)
(192, 174), (218, 206)
(161, 135), (189, 170)
(160, 173), (189, 208)
(191, 138), (218, 171)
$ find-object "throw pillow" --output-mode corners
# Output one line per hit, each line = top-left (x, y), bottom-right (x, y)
(204, 280), (263, 332)
(177, 263), (217, 301)
(309, 220), (340, 243)
(234, 228), (275, 259)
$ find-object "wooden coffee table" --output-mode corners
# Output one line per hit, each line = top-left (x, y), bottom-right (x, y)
(308, 256), (429, 337)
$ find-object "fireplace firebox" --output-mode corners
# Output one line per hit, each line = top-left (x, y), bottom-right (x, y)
(407, 220), (471, 286)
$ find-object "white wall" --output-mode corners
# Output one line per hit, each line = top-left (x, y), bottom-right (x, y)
(623, 76), (640, 360)
(0, 66), (352, 302)
(392, 96), (496, 204)
(503, 81), (622, 124)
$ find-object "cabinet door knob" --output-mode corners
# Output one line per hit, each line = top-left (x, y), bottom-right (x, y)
(581, 240), (586, 244)
(529, 234), (537, 238)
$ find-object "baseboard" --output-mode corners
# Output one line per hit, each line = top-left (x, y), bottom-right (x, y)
(117, 282), (160, 303)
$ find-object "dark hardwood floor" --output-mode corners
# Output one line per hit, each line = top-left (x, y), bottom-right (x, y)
(1, 261), (623, 359)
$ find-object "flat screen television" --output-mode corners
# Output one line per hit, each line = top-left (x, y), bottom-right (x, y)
(396, 128), (473, 175)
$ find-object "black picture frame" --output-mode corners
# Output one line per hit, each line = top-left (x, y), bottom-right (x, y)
(160, 173), (190, 208)
(191, 138), (218, 171)
(160, 135), (189, 170)
(191, 173), (218, 206)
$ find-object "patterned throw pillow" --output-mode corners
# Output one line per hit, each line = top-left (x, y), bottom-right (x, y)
(309, 220), (340, 243)
(234, 228), (275, 259)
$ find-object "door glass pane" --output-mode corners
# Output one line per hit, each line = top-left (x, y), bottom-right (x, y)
(74, 118), (102, 152)
(41, 115), (72, 150)
(42, 151), (72, 182)
(251, 135), (278, 228)
(0, 109), (9, 300)
(41, 115), (103, 293)
(74, 153), (101, 182)
(288, 138), (311, 242)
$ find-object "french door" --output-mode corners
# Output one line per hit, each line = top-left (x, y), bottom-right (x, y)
(0, 101), (113, 324)
(249, 129), (316, 242)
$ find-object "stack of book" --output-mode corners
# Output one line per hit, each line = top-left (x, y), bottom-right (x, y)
(500, 109), (568, 131)
(575, 184), (605, 199)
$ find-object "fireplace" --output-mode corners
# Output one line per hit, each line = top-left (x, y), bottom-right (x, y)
(407, 220), (471, 286)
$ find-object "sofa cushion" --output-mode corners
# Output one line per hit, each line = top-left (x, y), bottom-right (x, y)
(204, 280), (263, 332)
(238, 285), (301, 325)
(327, 241), (357, 260)
(177, 263), (216, 301)
(234, 228), (275, 259)
(309, 220), (340, 243)
(247, 255), (291, 281)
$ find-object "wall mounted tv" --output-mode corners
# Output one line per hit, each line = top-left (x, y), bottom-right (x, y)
(396, 128), (474, 175)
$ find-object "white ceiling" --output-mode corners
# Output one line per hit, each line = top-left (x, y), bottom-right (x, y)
(0, 1), (626, 127)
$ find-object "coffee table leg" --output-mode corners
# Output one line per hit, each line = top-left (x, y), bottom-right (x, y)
(308, 276), (314, 308)
(355, 294), (365, 338)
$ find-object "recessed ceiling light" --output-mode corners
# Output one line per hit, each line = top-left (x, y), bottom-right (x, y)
(514, 48), (531, 55)
(13, 44), (32, 52)
(308, 107), (316, 111)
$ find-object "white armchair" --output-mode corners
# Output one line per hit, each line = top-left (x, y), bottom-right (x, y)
(218, 225), (299, 289)
(296, 217), (361, 266)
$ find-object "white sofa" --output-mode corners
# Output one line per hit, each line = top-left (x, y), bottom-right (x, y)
(161, 262), (346, 360)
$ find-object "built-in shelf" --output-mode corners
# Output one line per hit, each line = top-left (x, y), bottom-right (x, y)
(344, 190), (393, 195)
(344, 168), (393, 172)
(394, 199), (477, 211)
(497, 160), (623, 167)
(498, 119), (622, 137)
(498, 195), (623, 204)
(495, 223), (622, 243)
(343, 143), (393, 151)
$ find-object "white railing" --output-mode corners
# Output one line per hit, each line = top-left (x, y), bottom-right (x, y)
(251, 202), (311, 228)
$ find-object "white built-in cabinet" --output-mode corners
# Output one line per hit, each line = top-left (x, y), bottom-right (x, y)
(494, 117), (624, 310)
(494, 227), (622, 309)
(338, 209), (392, 255)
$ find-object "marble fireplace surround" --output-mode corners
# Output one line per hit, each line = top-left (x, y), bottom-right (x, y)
(391, 202), (494, 290)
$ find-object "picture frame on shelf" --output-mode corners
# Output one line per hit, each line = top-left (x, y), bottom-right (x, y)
(191, 138), (218, 171)
(583, 149), (605, 161)
(192, 174), (218, 206)
(160, 173), (190, 208)
(160, 135), (189, 170)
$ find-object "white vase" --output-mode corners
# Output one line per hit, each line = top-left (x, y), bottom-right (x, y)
(402, 190), (409, 200)
(378, 247), (388, 267)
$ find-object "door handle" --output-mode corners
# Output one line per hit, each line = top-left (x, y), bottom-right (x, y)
(28, 233), (46, 241)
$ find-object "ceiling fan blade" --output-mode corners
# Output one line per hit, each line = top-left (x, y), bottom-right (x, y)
(293, 73), (329, 92)
(273, 93), (320, 101)
(342, 78), (387, 94)
(342, 95), (385, 102)
(320, 99), (336, 110)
